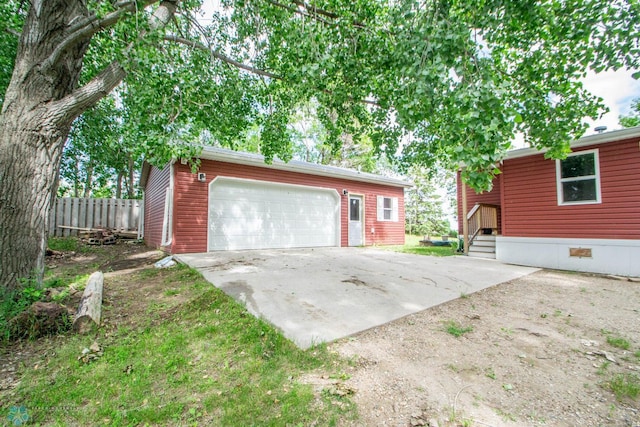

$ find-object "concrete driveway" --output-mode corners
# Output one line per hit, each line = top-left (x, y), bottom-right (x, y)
(177, 248), (538, 348)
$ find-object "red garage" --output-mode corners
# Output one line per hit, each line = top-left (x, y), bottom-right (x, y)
(141, 147), (411, 254)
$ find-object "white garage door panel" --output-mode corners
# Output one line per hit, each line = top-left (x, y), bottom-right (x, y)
(208, 177), (340, 251)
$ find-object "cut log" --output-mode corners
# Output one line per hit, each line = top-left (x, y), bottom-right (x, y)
(73, 271), (104, 334)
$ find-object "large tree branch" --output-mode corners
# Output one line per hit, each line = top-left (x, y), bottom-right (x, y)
(290, 0), (365, 29)
(263, 0), (333, 26)
(42, 0), (159, 71)
(164, 34), (379, 106)
(163, 34), (280, 79)
(50, 1), (180, 123)
(49, 61), (126, 124)
(263, 0), (378, 33)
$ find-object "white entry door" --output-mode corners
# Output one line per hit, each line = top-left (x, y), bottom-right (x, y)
(348, 195), (363, 246)
(208, 177), (340, 251)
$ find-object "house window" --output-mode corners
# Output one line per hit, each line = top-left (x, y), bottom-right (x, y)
(349, 198), (360, 221)
(377, 196), (398, 221)
(556, 149), (601, 205)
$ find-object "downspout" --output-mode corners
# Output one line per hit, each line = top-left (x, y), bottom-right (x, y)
(137, 193), (145, 240)
(160, 162), (175, 247)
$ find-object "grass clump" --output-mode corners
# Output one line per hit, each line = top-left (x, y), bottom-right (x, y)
(608, 373), (640, 401)
(606, 335), (631, 350)
(0, 287), (35, 342)
(443, 320), (473, 338)
(48, 237), (79, 252)
(0, 274), (58, 342)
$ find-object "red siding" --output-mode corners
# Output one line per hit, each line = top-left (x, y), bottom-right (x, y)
(501, 137), (640, 239)
(170, 160), (406, 254)
(456, 171), (502, 235)
(143, 165), (171, 249)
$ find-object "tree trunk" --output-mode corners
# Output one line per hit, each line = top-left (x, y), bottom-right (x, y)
(83, 163), (94, 198)
(127, 155), (135, 198)
(73, 159), (81, 198)
(0, 0), (92, 289)
(0, 121), (68, 288)
(116, 171), (124, 199)
(0, 0), (176, 290)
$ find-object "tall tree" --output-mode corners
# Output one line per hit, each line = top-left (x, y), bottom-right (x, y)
(289, 100), (381, 171)
(60, 95), (123, 198)
(405, 166), (452, 237)
(0, 0), (638, 289)
(619, 98), (640, 128)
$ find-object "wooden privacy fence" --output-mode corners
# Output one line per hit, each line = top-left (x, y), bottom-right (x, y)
(48, 198), (143, 237)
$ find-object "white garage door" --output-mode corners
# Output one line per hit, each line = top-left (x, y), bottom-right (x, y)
(208, 177), (340, 251)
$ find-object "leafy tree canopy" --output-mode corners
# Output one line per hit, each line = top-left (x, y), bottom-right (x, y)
(405, 165), (454, 237)
(1, 0), (638, 192)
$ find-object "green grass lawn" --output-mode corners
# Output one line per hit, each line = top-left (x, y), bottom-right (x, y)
(2, 242), (356, 426)
(386, 234), (460, 257)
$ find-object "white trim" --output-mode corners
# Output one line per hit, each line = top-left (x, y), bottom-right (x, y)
(197, 146), (412, 188)
(137, 196), (145, 240)
(348, 194), (364, 246)
(496, 236), (640, 277)
(555, 149), (601, 206)
(391, 197), (399, 222)
(207, 176), (341, 251)
(160, 163), (174, 247)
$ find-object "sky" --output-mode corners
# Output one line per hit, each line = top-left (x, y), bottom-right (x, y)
(506, 68), (640, 149)
(582, 69), (640, 135)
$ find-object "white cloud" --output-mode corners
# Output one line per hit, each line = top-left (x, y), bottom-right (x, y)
(582, 69), (640, 134)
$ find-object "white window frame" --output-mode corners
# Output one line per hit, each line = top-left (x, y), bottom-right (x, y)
(556, 149), (601, 206)
(377, 196), (399, 221)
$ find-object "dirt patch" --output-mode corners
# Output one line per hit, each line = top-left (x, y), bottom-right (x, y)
(331, 270), (640, 426)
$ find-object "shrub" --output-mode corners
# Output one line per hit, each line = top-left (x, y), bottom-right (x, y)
(0, 287), (33, 341)
(1, 277), (51, 341)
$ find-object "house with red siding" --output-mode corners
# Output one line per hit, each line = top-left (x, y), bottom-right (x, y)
(140, 146), (411, 254)
(458, 126), (640, 277)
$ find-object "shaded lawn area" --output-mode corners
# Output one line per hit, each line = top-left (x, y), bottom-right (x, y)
(386, 234), (460, 257)
(1, 241), (355, 426)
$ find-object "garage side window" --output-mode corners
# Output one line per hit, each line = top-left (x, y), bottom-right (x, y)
(377, 196), (398, 221)
(556, 149), (601, 205)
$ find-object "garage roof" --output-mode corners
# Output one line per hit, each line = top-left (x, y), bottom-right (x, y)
(196, 146), (413, 188)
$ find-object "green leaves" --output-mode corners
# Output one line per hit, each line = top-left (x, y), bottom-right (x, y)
(0, 0), (23, 107)
(20, 0), (639, 194)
